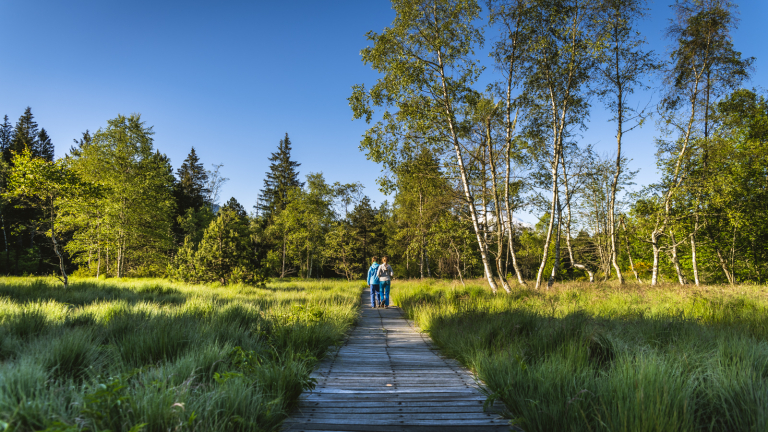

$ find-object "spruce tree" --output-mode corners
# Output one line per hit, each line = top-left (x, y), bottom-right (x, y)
(7, 107), (39, 162)
(174, 147), (210, 214)
(258, 133), (303, 221)
(222, 197), (247, 219)
(36, 128), (54, 161)
(0, 115), (12, 154)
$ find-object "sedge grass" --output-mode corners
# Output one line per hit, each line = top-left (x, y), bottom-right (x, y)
(0, 277), (361, 432)
(392, 279), (768, 432)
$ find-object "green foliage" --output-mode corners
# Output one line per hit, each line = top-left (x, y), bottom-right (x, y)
(170, 208), (263, 286)
(63, 114), (175, 278)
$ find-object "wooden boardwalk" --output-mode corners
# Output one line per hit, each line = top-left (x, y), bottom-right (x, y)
(282, 289), (510, 432)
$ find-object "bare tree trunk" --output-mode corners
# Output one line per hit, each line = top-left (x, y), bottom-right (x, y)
(501, 42), (526, 287)
(690, 219), (700, 286)
(547, 199), (562, 289)
(486, 115), (512, 293)
(608, 32), (625, 285)
(620, 217), (641, 283)
(450, 239), (466, 287)
(436, 45), (498, 293)
(281, 232), (287, 278)
(1, 212), (7, 272)
(715, 247), (734, 285)
(96, 248), (101, 279)
(669, 230), (687, 285)
(651, 231), (662, 286)
(50, 210), (67, 287)
(563, 159), (595, 283)
(535, 150), (561, 290)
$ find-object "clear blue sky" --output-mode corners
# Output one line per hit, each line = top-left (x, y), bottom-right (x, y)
(1, 1), (766, 223)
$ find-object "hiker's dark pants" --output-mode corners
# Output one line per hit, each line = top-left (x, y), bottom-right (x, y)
(370, 284), (380, 307)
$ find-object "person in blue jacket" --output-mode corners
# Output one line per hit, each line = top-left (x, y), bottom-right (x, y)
(367, 256), (381, 308)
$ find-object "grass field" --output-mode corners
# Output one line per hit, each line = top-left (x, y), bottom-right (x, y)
(391, 279), (768, 432)
(0, 277), (361, 432)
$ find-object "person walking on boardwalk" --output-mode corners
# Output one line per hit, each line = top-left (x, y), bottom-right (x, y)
(367, 256), (381, 308)
(376, 256), (394, 308)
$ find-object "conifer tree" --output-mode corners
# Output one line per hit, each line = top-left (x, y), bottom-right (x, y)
(7, 107), (39, 162)
(69, 130), (92, 157)
(0, 115), (12, 154)
(36, 128), (54, 161)
(195, 207), (252, 285)
(174, 147), (210, 215)
(222, 197), (247, 219)
(349, 196), (383, 270)
(259, 133), (303, 221)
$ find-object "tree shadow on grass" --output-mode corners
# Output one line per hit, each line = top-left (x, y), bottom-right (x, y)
(0, 278), (187, 307)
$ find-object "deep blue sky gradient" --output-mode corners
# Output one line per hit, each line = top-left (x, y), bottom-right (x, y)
(1, 0), (766, 223)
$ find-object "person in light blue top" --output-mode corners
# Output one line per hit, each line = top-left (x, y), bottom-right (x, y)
(376, 256), (393, 308)
(367, 256), (381, 308)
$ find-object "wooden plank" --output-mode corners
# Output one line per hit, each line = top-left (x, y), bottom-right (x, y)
(281, 289), (510, 431)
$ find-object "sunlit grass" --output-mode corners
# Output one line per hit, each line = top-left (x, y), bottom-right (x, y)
(0, 276), (362, 432)
(391, 279), (768, 432)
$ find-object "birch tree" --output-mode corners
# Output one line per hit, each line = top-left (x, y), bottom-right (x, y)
(349, 0), (508, 293)
(594, 0), (657, 285)
(651, 0), (753, 285)
(521, 0), (599, 289)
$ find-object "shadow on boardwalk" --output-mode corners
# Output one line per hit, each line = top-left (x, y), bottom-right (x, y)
(282, 289), (511, 432)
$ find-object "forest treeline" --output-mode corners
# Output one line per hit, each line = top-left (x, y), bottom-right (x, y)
(1, 0), (766, 290)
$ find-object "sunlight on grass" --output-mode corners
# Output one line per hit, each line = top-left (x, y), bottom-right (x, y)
(392, 279), (768, 432)
(0, 277), (362, 432)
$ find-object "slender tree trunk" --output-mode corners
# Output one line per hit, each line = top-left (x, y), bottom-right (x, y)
(608, 24), (625, 285)
(501, 28), (526, 287)
(436, 46), (498, 293)
(1, 212), (8, 272)
(620, 217), (641, 283)
(564, 169), (595, 283)
(50, 209), (67, 287)
(669, 230), (687, 285)
(281, 232), (287, 278)
(547, 199), (562, 289)
(486, 116), (512, 293)
(535, 145), (562, 290)
(450, 239), (466, 287)
(690, 217), (700, 286)
(651, 231), (662, 286)
(715, 247), (734, 285)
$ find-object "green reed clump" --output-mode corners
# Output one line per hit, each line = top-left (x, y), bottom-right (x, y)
(392, 279), (768, 432)
(0, 276), (361, 432)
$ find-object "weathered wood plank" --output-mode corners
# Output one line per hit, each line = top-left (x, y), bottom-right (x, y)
(281, 288), (510, 432)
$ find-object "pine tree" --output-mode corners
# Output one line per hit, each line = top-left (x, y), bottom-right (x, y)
(7, 107), (39, 162)
(174, 147), (210, 215)
(258, 133), (303, 221)
(196, 208), (252, 285)
(36, 128), (54, 161)
(222, 197), (247, 219)
(349, 196), (383, 270)
(0, 115), (12, 154)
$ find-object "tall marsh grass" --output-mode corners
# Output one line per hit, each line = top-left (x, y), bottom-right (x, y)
(392, 279), (768, 432)
(0, 277), (361, 432)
